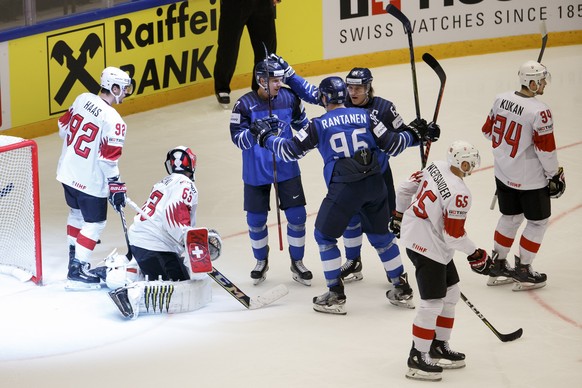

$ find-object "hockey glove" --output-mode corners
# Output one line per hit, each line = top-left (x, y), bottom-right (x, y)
(408, 118), (428, 141)
(108, 177), (127, 213)
(208, 229), (222, 261)
(269, 53), (295, 82)
(250, 117), (279, 147)
(426, 122), (441, 142)
(548, 167), (565, 199)
(467, 249), (493, 276)
(388, 211), (403, 239)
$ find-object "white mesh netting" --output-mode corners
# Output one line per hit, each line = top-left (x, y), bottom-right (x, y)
(0, 135), (41, 283)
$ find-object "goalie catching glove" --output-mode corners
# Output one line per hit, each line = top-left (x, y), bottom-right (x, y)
(548, 167), (565, 199)
(250, 116), (279, 147)
(467, 249), (493, 275)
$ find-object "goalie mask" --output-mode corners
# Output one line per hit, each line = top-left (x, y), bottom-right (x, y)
(447, 140), (480, 177)
(165, 146), (197, 178)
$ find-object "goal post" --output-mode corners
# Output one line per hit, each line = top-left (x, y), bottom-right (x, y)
(0, 135), (43, 284)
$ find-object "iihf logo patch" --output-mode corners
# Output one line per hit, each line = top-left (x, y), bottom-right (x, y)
(47, 25), (106, 115)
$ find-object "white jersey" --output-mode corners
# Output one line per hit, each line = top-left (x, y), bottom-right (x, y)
(395, 160), (477, 265)
(128, 173), (198, 254)
(56, 92), (127, 197)
(482, 90), (559, 190)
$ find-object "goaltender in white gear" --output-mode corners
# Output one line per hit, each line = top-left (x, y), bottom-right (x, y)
(107, 146), (223, 319)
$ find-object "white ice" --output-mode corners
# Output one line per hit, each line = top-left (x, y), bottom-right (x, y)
(1, 46), (581, 388)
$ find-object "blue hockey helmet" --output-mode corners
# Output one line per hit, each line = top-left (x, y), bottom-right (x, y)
(318, 76), (347, 105)
(255, 59), (285, 85)
(345, 67), (373, 85)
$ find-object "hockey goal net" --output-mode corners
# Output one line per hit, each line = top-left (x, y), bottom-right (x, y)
(0, 135), (42, 284)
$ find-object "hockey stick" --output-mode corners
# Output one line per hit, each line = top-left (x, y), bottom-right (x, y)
(262, 42), (284, 251)
(386, 4), (424, 168)
(125, 197), (288, 309)
(460, 292), (523, 342)
(421, 53), (446, 168)
(118, 206), (133, 260)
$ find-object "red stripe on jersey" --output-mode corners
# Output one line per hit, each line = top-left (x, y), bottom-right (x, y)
(412, 324), (435, 340)
(533, 131), (556, 152)
(59, 109), (72, 126)
(494, 230), (514, 248)
(166, 201), (191, 228)
(444, 216), (465, 238)
(520, 235), (541, 253)
(99, 137), (122, 161)
(77, 233), (97, 250)
(481, 115), (493, 137)
(67, 225), (80, 238)
(436, 315), (455, 329)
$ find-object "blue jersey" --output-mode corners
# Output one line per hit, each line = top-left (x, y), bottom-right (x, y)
(230, 87), (308, 186)
(265, 106), (416, 186)
(286, 74), (412, 173)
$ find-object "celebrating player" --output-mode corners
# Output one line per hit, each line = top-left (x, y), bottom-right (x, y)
(394, 141), (493, 381)
(482, 60), (565, 290)
(229, 57), (313, 286)
(250, 76), (433, 314)
(57, 66), (133, 290)
(108, 146), (222, 319)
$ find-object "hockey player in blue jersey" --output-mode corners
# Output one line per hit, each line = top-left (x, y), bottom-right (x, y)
(250, 76), (435, 314)
(229, 58), (313, 286)
(269, 54), (440, 302)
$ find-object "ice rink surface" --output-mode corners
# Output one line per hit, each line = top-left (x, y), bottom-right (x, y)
(1, 46), (581, 387)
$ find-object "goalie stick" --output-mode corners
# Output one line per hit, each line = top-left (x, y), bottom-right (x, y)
(386, 4), (424, 168)
(125, 197), (289, 310)
(460, 292), (523, 342)
(262, 41), (284, 251)
(491, 21), (548, 211)
(421, 53), (446, 169)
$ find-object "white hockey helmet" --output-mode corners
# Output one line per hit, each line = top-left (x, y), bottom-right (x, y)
(518, 60), (550, 90)
(447, 140), (480, 176)
(100, 66), (134, 96)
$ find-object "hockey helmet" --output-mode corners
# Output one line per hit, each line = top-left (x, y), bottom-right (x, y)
(165, 146), (197, 176)
(447, 140), (480, 176)
(318, 76), (347, 105)
(518, 60), (550, 90)
(255, 59), (285, 86)
(345, 67), (373, 85)
(100, 66), (133, 95)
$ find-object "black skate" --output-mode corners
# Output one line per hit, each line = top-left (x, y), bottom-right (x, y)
(250, 258), (269, 285)
(406, 346), (443, 381)
(313, 284), (346, 315)
(429, 339), (466, 369)
(89, 266), (108, 282)
(65, 259), (101, 291)
(512, 256), (546, 291)
(386, 273), (415, 309)
(340, 256), (363, 283)
(487, 251), (515, 286)
(290, 259), (313, 286)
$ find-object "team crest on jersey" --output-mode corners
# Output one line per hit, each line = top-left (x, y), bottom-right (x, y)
(47, 25), (106, 116)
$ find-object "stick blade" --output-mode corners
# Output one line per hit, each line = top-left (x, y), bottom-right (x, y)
(539, 21), (547, 38)
(249, 284), (289, 309)
(422, 53), (446, 83)
(499, 328), (523, 342)
(385, 4), (412, 32)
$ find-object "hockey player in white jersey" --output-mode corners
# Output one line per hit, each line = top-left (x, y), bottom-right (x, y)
(482, 60), (565, 290)
(394, 141), (493, 381)
(57, 66), (133, 290)
(107, 146), (222, 319)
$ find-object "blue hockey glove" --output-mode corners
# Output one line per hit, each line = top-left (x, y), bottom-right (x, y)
(426, 122), (440, 142)
(250, 117), (279, 147)
(269, 53), (295, 82)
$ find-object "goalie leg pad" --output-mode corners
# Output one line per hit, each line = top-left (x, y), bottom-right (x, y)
(139, 277), (212, 315)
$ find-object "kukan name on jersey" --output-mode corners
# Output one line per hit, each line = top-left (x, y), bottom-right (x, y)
(500, 98), (524, 115)
(426, 163), (452, 200)
(320, 113), (367, 129)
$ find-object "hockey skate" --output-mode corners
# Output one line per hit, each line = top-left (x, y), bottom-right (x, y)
(339, 256), (363, 283)
(313, 284), (346, 315)
(290, 259), (313, 286)
(108, 285), (141, 320)
(406, 346), (443, 381)
(65, 259), (102, 291)
(512, 256), (547, 291)
(250, 258), (269, 285)
(487, 251), (515, 286)
(386, 273), (415, 309)
(429, 339), (466, 369)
